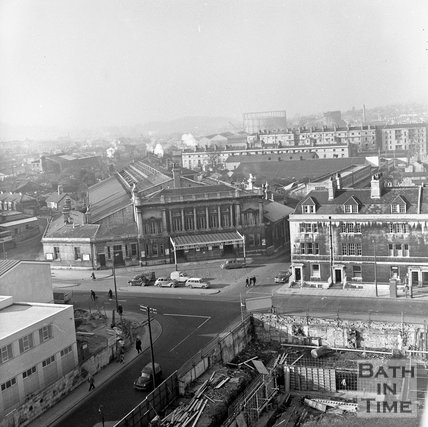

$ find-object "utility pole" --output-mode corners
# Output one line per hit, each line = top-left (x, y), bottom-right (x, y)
(140, 305), (158, 388)
(373, 239), (378, 297)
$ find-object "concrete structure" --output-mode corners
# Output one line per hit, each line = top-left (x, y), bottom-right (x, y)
(243, 110), (287, 134)
(0, 296), (77, 418)
(289, 172), (428, 292)
(41, 153), (101, 174)
(0, 260), (53, 303)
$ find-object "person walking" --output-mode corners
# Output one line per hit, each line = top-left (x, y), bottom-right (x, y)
(91, 272), (96, 280)
(136, 337), (142, 354)
(88, 374), (95, 391)
(119, 346), (125, 363)
(90, 290), (96, 301)
(108, 289), (113, 300)
(252, 276), (257, 286)
(245, 277), (249, 288)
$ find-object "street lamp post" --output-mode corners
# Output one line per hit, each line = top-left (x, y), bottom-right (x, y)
(140, 305), (158, 388)
(112, 254), (119, 313)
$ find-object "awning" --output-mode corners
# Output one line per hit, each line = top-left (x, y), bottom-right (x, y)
(170, 231), (244, 250)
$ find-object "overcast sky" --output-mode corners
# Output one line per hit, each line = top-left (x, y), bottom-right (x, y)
(1, 0), (427, 133)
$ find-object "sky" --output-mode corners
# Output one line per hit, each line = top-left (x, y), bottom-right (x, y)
(1, 0), (428, 137)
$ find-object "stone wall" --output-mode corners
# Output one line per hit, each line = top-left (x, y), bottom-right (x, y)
(253, 313), (423, 351)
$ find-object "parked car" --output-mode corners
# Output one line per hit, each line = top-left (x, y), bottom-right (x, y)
(154, 277), (176, 287)
(128, 271), (156, 286)
(133, 362), (162, 391)
(170, 271), (189, 284)
(185, 278), (210, 289)
(274, 270), (291, 284)
(220, 259), (246, 269)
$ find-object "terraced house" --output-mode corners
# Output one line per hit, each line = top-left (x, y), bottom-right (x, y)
(289, 173), (428, 293)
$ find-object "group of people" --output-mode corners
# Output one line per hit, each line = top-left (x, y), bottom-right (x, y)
(245, 276), (257, 287)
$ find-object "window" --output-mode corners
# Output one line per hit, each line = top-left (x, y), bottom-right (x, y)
(39, 325), (53, 343)
(389, 243), (409, 257)
(302, 205), (315, 213)
(53, 247), (60, 260)
(22, 366), (36, 379)
(300, 223), (318, 233)
(19, 334), (34, 353)
(404, 244), (409, 256)
(389, 223), (409, 233)
(131, 244), (137, 256)
(74, 247), (81, 260)
(341, 223), (361, 233)
(389, 243), (394, 256)
(391, 266), (399, 278)
(391, 204), (406, 214)
(150, 220), (157, 234)
(0, 344), (13, 364)
(353, 265), (362, 279)
(107, 246), (111, 259)
(1, 377), (16, 391)
(61, 345), (73, 357)
(311, 264), (320, 278)
(341, 243), (362, 256)
(344, 204), (358, 213)
(42, 355), (55, 367)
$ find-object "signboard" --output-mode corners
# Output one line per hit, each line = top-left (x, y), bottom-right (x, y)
(245, 296), (272, 312)
(82, 254), (90, 261)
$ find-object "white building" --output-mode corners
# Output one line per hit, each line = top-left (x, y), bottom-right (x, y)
(0, 296), (78, 417)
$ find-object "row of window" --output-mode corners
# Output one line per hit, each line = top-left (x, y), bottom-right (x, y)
(0, 325), (52, 365)
(302, 203), (408, 214)
(1, 345), (73, 391)
(299, 222), (409, 234)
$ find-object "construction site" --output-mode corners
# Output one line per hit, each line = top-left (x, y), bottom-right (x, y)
(115, 312), (428, 427)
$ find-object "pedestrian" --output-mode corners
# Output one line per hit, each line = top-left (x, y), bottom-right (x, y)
(91, 272), (96, 280)
(90, 290), (96, 301)
(98, 405), (105, 427)
(245, 277), (249, 287)
(120, 346), (125, 363)
(404, 283), (409, 298)
(88, 374), (95, 391)
(249, 277), (253, 286)
(108, 289), (113, 300)
(252, 276), (256, 286)
(136, 337), (142, 354)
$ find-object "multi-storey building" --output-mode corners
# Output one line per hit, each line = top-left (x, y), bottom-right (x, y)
(182, 143), (353, 171)
(243, 110), (287, 134)
(0, 296), (78, 418)
(289, 173), (428, 292)
(377, 123), (428, 157)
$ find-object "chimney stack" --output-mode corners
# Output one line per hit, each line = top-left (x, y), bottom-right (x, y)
(327, 176), (337, 200)
(370, 173), (384, 199)
(58, 184), (63, 195)
(63, 196), (72, 223)
(336, 173), (342, 190)
(172, 166), (181, 189)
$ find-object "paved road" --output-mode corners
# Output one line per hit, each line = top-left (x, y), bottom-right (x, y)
(56, 296), (240, 427)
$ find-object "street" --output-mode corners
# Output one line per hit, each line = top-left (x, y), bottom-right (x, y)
(55, 296), (240, 427)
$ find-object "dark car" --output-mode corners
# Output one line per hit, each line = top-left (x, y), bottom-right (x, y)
(220, 259), (246, 269)
(128, 272), (156, 286)
(274, 270), (291, 284)
(133, 362), (162, 391)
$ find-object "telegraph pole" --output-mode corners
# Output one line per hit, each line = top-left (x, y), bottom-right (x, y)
(140, 305), (157, 388)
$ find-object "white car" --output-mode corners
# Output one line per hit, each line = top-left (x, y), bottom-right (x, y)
(154, 277), (176, 288)
(185, 278), (210, 289)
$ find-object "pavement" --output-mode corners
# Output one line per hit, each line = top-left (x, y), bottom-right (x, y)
(31, 313), (162, 427)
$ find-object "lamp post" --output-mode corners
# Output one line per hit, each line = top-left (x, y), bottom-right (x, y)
(112, 253), (119, 313)
(328, 216), (334, 286)
(373, 239), (378, 297)
(140, 305), (158, 388)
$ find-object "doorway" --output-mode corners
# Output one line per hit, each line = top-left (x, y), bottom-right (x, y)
(295, 268), (302, 282)
(98, 254), (106, 268)
(335, 269), (342, 283)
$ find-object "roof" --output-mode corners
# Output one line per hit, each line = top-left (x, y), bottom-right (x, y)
(171, 231), (244, 250)
(0, 299), (69, 341)
(263, 201), (294, 222)
(0, 192), (37, 203)
(233, 158), (366, 185)
(96, 222), (137, 240)
(45, 192), (69, 204)
(0, 216), (38, 227)
(44, 223), (99, 239)
(294, 186), (427, 215)
(226, 152), (317, 163)
(0, 260), (20, 277)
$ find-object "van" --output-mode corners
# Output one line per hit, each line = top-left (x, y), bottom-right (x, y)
(170, 271), (189, 284)
(133, 362), (162, 391)
(128, 271), (156, 286)
(186, 278), (210, 289)
(53, 288), (72, 304)
(220, 259), (246, 270)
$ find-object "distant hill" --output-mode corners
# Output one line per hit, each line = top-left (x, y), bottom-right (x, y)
(142, 116), (243, 136)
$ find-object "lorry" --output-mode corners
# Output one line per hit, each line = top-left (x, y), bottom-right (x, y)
(53, 288), (73, 304)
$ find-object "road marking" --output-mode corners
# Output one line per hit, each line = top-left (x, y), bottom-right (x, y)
(163, 313), (210, 319)
(169, 316), (211, 352)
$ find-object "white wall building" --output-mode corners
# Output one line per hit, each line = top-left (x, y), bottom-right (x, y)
(0, 296), (78, 417)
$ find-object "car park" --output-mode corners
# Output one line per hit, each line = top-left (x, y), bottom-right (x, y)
(154, 277), (176, 287)
(185, 278), (210, 289)
(220, 259), (246, 269)
(133, 362), (162, 391)
(170, 271), (189, 284)
(128, 271), (156, 286)
(274, 270), (291, 283)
